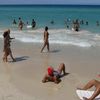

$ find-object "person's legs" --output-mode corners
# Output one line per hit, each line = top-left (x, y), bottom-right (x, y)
(10, 52), (15, 61)
(82, 80), (100, 100)
(3, 53), (6, 62)
(3, 51), (8, 62)
(9, 49), (15, 62)
(47, 42), (49, 52)
(88, 86), (100, 100)
(57, 63), (66, 75)
(41, 42), (46, 52)
(79, 79), (100, 90)
(5, 53), (8, 62)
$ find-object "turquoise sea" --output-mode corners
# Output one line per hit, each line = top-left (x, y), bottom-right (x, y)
(0, 5), (100, 47)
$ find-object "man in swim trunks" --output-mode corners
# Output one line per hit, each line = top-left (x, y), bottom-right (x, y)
(42, 63), (66, 84)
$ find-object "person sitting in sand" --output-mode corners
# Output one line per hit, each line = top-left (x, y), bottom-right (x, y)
(3, 29), (15, 62)
(42, 63), (66, 84)
(77, 79), (100, 100)
(41, 26), (49, 52)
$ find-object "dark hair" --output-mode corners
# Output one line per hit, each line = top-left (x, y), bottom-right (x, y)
(3, 29), (10, 38)
(3, 32), (8, 38)
(45, 26), (48, 31)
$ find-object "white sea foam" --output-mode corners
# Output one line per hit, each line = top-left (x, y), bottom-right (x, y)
(0, 28), (99, 47)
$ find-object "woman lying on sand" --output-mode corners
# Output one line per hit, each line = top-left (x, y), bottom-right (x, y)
(42, 63), (66, 84)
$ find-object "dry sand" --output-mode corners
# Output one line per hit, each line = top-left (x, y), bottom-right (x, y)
(0, 39), (100, 100)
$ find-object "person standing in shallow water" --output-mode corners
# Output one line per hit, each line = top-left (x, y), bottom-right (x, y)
(41, 26), (49, 52)
(31, 19), (36, 29)
(18, 20), (24, 30)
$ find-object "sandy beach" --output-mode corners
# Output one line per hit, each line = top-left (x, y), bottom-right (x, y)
(0, 39), (100, 100)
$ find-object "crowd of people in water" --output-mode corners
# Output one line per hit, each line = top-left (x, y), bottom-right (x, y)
(13, 17), (36, 30)
(64, 18), (100, 32)
(12, 17), (100, 32)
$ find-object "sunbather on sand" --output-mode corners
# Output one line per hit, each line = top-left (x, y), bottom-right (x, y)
(42, 63), (66, 84)
(77, 79), (100, 100)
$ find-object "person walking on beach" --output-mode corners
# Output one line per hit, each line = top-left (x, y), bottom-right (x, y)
(3, 29), (15, 62)
(41, 26), (49, 52)
(42, 63), (66, 84)
(77, 79), (100, 100)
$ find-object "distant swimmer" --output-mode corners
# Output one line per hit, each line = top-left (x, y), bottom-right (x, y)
(41, 26), (49, 52)
(13, 19), (17, 24)
(26, 21), (32, 29)
(18, 17), (21, 20)
(31, 19), (36, 29)
(50, 20), (54, 24)
(26, 21), (29, 25)
(64, 19), (70, 29)
(96, 21), (99, 26)
(80, 20), (84, 25)
(86, 21), (88, 25)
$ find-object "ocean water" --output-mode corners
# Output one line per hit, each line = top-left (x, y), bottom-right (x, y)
(0, 5), (100, 47)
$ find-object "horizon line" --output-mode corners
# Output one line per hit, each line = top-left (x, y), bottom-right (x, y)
(0, 4), (100, 6)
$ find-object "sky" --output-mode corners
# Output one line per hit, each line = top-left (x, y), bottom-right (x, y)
(0, 0), (100, 5)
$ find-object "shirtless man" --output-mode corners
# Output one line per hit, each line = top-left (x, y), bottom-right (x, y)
(41, 26), (49, 52)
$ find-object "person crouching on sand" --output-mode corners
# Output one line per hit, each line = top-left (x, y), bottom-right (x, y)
(42, 63), (66, 84)
(3, 29), (15, 62)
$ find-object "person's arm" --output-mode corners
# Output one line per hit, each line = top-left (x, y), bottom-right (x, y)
(9, 36), (15, 39)
(8, 35), (15, 40)
(44, 32), (46, 41)
(10, 37), (15, 40)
